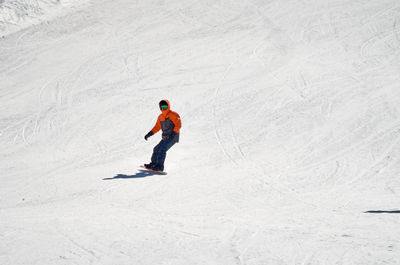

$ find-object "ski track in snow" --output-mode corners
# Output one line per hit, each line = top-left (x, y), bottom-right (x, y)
(1, 0), (400, 264)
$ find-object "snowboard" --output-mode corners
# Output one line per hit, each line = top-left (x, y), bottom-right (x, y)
(139, 165), (167, 175)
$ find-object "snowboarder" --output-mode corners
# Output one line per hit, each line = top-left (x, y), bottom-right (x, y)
(143, 100), (181, 172)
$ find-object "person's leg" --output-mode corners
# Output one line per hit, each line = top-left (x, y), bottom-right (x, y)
(151, 139), (175, 170)
(150, 141), (162, 165)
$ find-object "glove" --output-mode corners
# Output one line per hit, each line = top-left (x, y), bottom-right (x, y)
(144, 131), (154, 141)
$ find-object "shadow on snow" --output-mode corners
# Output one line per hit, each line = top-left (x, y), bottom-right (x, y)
(103, 170), (156, 180)
(364, 210), (400, 214)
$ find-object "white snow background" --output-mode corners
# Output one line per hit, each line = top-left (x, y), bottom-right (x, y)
(1, 0), (400, 264)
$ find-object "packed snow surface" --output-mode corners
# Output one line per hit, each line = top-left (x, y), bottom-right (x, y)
(0, 0), (88, 36)
(1, 0), (400, 264)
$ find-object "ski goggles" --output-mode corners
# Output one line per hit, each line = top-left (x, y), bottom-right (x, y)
(160, 105), (168, 110)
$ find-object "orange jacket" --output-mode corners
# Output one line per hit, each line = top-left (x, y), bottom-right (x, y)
(151, 100), (181, 142)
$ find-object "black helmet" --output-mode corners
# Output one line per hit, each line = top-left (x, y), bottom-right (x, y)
(159, 100), (169, 110)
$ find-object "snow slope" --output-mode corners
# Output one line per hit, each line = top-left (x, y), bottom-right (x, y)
(1, 0), (400, 264)
(0, 0), (89, 36)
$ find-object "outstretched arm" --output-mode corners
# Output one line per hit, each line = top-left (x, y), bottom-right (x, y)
(151, 115), (162, 134)
(145, 115), (161, 141)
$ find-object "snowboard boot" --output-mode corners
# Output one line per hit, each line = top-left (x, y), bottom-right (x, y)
(151, 164), (164, 172)
(144, 163), (154, 169)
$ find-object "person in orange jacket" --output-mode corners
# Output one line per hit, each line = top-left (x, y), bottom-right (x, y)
(144, 100), (181, 171)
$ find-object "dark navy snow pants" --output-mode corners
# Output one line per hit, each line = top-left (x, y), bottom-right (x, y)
(151, 139), (176, 167)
